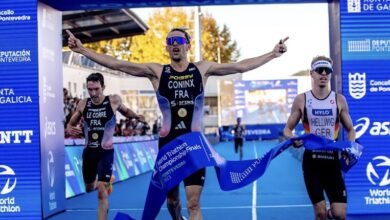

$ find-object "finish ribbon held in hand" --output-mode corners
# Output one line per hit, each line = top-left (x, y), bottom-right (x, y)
(115, 132), (363, 220)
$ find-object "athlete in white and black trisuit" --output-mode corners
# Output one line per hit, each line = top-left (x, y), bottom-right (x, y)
(67, 28), (288, 220)
(232, 117), (245, 160)
(66, 73), (141, 220)
(284, 56), (355, 220)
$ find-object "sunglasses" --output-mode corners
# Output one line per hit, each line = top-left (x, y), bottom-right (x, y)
(313, 67), (333, 75)
(166, 36), (188, 45)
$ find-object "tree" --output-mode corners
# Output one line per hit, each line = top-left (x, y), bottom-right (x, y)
(85, 8), (240, 64)
(201, 13), (240, 63)
(291, 69), (310, 76)
(129, 8), (189, 64)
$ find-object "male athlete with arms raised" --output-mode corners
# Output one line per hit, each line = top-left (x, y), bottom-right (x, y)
(67, 28), (288, 220)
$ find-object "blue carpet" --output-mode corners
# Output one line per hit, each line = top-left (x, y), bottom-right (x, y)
(48, 140), (390, 220)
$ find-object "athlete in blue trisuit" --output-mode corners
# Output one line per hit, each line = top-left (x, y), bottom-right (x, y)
(283, 56), (356, 220)
(66, 73), (142, 220)
(232, 117), (245, 160)
(67, 29), (288, 220)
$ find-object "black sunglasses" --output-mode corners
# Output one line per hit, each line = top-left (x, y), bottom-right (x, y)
(314, 67), (333, 75)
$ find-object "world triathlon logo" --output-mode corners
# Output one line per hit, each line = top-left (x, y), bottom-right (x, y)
(349, 72), (366, 99)
(0, 165), (17, 195)
(367, 156), (390, 186)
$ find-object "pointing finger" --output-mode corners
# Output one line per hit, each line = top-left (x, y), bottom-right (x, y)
(280, 36), (289, 44)
(66, 30), (75, 38)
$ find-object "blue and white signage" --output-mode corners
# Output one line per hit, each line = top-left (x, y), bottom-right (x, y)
(341, 0), (390, 214)
(347, 0), (390, 13)
(0, 0), (41, 219)
(38, 3), (65, 218)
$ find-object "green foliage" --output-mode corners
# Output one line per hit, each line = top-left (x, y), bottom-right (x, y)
(201, 14), (240, 63)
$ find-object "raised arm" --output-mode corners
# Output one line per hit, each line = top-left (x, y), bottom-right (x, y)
(337, 94), (356, 141)
(203, 37), (288, 77)
(66, 30), (160, 80)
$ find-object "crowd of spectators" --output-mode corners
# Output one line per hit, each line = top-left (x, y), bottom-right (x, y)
(114, 117), (150, 137)
(63, 88), (151, 139)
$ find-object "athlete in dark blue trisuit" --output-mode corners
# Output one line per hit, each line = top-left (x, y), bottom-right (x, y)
(232, 117), (245, 160)
(67, 29), (288, 220)
(66, 73), (141, 220)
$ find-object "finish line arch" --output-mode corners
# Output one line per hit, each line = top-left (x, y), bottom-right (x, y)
(0, 0), (389, 219)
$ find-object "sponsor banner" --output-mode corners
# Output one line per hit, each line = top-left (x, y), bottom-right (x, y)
(114, 144), (131, 181)
(245, 124), (284, 140)
(219, 124), (304, 141)
(65, 147), (86, 198)
(342, 37), (390, 60)
(341, 0), (390, 61)
(0, 9), (33, 23)
(0, 165), (21, 214)
(38, 3), (65, 218)
(345, 149), (390, 213)
(40, 0), (309, 11)
(341, 1), (390, 214)
(64, 140), (157, 198)
(0, 49), (32, 64)
(111, 160), (122, 184)
(143, 141), (159, 169)
(342, 60), (390, 213)
(344, 63), (390, 100)
(0, 0), (41, 219)
(132, 143), (151, 173)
